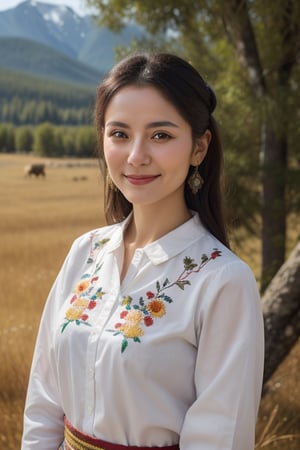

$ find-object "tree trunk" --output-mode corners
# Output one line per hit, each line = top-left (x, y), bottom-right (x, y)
(262, 241), (300, 384)
(260, 119), (287, 291)
(221, 0), (298, 292)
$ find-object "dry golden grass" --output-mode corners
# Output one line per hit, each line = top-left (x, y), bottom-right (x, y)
(0, 153), (299, 449)
(0, 153), (105, 449)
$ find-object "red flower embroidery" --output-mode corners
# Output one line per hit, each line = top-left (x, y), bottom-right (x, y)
(88, 300), (97, 310)
(70, 294), (77, 304)
(211, 250), (221, 259)
(81, 314), (89, 321)
(146, 291), (155, 299)
(144, 316), (154, 327)
(91, 276), (99, 283)
(115, 322), (122, 328)
(120, 310), (128, 319)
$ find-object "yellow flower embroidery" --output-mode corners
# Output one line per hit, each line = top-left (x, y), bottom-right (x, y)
(65, 308), (81, 321)
(147, 299), (166, 318)
(75, 280), (90, 294)
(61, 235), (110, 333)
(122, 295), (132, 306)
(120, 323), (144, 339)
(65, 298), (89, 320)
(126, 310), (143, 322)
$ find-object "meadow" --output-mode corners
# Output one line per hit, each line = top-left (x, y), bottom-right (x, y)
(0, 153), (299, 449)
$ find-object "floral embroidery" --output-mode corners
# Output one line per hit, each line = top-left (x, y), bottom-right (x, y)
(87, 233), (110, 264)
(61, 235), (110, 333)
(108, 249), (222, 352)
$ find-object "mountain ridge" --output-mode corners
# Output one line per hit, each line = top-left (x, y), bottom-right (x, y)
(0, 0), (144, 78)
(0, 36), (103, 86)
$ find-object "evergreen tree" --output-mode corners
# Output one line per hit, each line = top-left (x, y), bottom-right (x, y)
(15, 126), (33, 153)
(33, 123), (56, 156)
(0, 123), (15, 152)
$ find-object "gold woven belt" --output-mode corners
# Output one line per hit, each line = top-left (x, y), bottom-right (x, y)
(64, 417), (180, 450)
(64, 423), (105, 450)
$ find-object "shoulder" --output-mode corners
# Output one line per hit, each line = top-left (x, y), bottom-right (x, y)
(196, 232), (261, 311)
(186, 229), (259, 294)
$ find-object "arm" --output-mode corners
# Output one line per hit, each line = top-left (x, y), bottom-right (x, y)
(21, 239), (81, 450)
(180, 261), (264, 450)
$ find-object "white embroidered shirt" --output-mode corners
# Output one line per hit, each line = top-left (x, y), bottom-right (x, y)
(22, 213), (264, 450)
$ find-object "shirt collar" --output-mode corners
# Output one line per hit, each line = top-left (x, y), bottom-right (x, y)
(104, 212), (207, 265)
(143, 213), (206, 264)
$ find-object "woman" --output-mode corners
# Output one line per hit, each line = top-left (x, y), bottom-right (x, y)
(22, 53), (264, 450)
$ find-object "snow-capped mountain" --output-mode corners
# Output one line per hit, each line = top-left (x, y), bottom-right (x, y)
(0, 0), (143, 73)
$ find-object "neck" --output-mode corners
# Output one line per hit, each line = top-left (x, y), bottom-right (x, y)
(125, 201), (192, 249)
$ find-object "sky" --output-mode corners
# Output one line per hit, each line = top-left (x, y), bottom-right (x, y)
(0, 0), (92, 16)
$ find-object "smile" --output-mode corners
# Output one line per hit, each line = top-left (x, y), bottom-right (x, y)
(124, 175), (160, 185)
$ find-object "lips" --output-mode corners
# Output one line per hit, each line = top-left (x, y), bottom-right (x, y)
(124, 174), (160, 185)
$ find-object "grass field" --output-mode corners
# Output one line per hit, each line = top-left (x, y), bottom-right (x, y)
(0, 153), (299, 449)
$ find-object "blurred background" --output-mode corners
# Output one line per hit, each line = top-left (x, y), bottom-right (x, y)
(0, 1), (299, 448)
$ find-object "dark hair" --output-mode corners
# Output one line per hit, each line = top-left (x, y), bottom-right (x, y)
(95, 52), (229, 248)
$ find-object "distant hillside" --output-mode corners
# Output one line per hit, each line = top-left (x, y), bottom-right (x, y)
(0, 37), (103, 86)
(0, 68), (95, 104)
(0, 0), (144, 74)
(0, 68), (97, 125)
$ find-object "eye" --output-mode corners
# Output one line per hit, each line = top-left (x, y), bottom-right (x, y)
(109, 130), (128, 139)
(152, 132), (172, 141)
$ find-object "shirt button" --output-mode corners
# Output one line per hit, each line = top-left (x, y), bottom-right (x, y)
(88, 368), (94, 377)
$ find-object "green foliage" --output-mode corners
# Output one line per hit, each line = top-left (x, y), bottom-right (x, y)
(15, 127), (34, 153)
(33, 123), (57, 157)
(0, 69), (96, 126)
(75, 127), (98, 158)
(0, 123), (15, 153)
(0, 123), (97, 158)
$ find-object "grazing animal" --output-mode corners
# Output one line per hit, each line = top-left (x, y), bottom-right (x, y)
(24, 164), (46, 177)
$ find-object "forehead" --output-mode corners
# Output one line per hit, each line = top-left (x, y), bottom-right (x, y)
(105, 85), (185, 123)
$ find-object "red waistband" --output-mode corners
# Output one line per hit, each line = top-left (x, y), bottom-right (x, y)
(64, 416), (179, 450)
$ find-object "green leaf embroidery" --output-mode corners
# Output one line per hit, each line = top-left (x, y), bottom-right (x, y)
(183, 257), (198, 271)
(61, 321), (70, 333)
(121, 339), (128, 353)
(175, 280), (191, 290)
(159, 294), (173, 303)
(162, 278), (170, 287)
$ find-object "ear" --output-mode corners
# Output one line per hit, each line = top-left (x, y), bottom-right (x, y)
(190, 129), (212, 166)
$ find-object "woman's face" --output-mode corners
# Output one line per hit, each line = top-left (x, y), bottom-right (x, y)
(103, 85), (208, 211)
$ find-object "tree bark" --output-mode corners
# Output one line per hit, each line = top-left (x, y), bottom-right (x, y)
(262, 241), (300, 384)
(221, 0), (266, 95)
(260, 120), (287, 292)
(221, 0), (299, 291)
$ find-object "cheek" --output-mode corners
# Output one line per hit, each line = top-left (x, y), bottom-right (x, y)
(103, 141), (121, 168)
(160, 142), (192, 170)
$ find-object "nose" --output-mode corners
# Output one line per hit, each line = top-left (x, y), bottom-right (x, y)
(127, 138), (151, 166)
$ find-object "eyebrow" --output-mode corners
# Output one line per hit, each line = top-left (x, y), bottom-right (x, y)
(105, 120), (179, 129)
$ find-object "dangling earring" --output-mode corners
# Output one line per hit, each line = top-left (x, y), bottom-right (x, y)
(187, 166), (204, 194)
(107, 173), (118, 192)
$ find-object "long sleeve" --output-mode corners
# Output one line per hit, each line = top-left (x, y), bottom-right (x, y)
(21, 238), (84, 450)
(179, 261), (264, 450)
